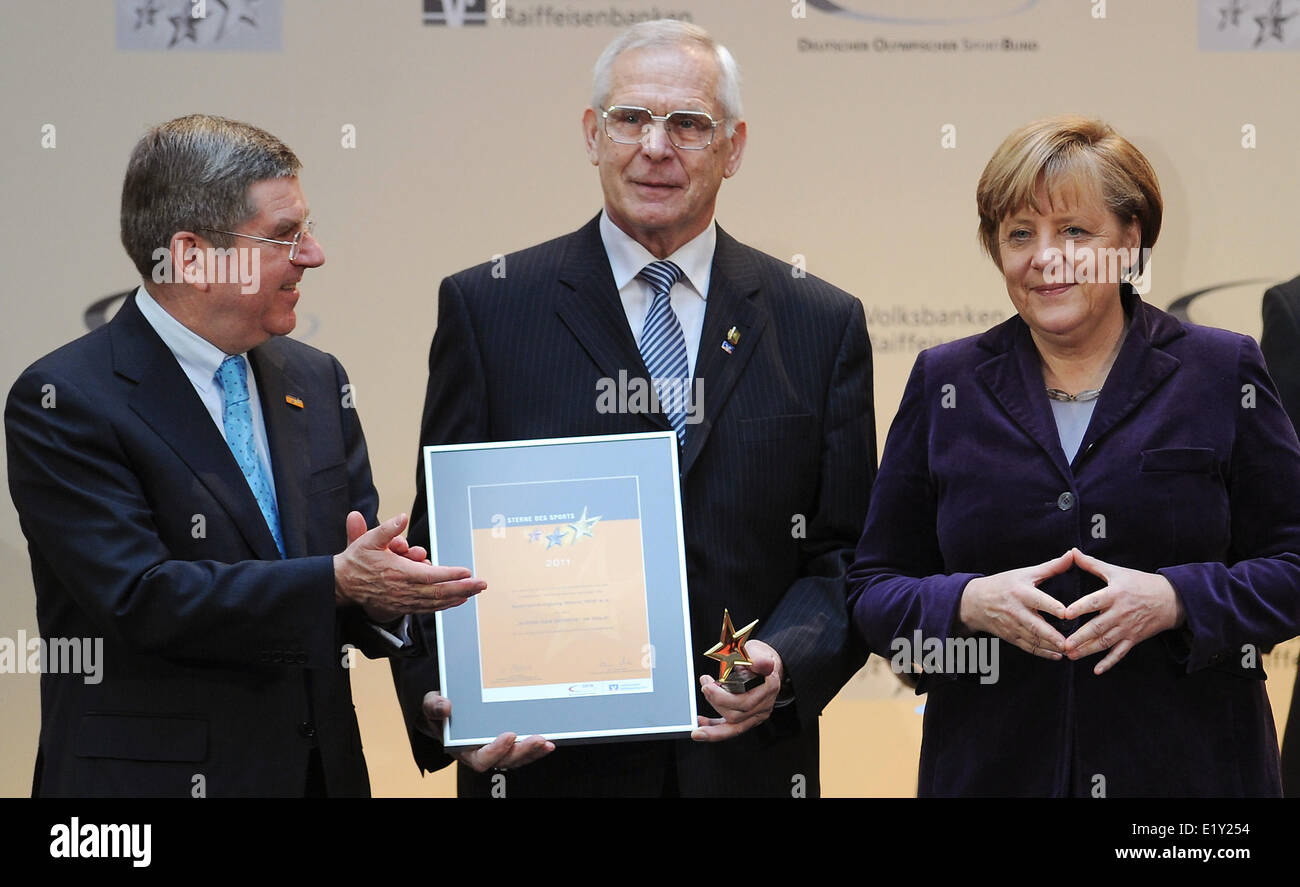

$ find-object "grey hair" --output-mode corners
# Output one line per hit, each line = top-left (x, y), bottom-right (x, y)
(591, 19), (743, 137)
(120, 114), (300, 278)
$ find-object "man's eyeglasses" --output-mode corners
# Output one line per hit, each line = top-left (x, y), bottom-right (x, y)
(199, 219), (315, 261)
(601, 106), (722, 150)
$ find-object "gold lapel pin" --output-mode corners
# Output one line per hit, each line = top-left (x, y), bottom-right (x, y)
(726, 326), (741, 345)
(285, 395), (304, 409)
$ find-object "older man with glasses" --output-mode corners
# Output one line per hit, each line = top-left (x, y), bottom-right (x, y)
(393, 20), (876, 798)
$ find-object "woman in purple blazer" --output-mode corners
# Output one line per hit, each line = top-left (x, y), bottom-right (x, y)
(848, 115), (1300, 797)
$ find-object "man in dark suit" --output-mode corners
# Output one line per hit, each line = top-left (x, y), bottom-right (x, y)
(1260, 273), (1300, 797)
(393, 21), (876, 797)
(5, 114), (483, 797)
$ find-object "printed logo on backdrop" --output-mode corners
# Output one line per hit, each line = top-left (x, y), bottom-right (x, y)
(799, 0), (1042, 54)
(1199, 0), (1300, 50)
(424, 0), (488, 27)
(116, 0), (282, 51)
(423, 0), (692, 28)
(867, 304), (1010, 355)
(807, 0), (1040, 25)
(1165, 279), (1276, 323)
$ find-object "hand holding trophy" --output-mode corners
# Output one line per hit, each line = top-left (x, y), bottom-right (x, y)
(703, 609), (765, 693)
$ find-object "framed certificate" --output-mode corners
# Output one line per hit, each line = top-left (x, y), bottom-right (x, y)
(422, 432), (697, 746)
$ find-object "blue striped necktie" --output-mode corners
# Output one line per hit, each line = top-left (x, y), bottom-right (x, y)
(214, 355), (285, 557)
(637, 260), (690, 447)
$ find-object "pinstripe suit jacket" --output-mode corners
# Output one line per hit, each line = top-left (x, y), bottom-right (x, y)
(393, 215), (876, 797)
(1260, 273), (1300, 798)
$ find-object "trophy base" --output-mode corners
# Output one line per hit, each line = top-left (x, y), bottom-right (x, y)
(718, 674), (765, 694)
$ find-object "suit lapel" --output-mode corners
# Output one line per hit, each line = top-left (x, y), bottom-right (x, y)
(552, 218), (771, 472)
(976, 321), (1074, 484)
(975, 290), (1185, 480)
(681, 227), (767, 477)
(1075, 294), (1183, 459)
(249, 342), (311, 559)
(556, 217), (673, 434)
(112, 294), (284, 560)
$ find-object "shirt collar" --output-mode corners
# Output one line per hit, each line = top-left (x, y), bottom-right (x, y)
(133, 285), (238, 383)
(599, 210), (715, 301)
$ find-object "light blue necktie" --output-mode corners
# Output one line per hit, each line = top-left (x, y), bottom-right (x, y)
(637, 260), (690, 447)
(215, 355), (285, 558)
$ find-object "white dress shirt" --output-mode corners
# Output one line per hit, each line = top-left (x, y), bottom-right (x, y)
(134, 285), (277, 502)
(134, 286), (410, 646)
(599, 211), (714, 378)
(599, 215), (793, 706)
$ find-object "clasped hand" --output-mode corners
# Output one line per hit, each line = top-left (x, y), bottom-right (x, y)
(958, 547), (1186, 675)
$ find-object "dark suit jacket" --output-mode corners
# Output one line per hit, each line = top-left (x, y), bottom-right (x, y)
(1259, 273), (1300, 798)
(5, 291), (405, 797)
(392, 215), (876, 797)
(848, 289), (1300, 797)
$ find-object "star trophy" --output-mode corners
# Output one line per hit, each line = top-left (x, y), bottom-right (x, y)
(703, 609), (765, 693)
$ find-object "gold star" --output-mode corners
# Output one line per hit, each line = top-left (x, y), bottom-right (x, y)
(703, 609), (759, 683)
(568, 505), (601, 540)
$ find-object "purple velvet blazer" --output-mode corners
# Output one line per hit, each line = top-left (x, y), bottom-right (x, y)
(849, 290), (1300, 797)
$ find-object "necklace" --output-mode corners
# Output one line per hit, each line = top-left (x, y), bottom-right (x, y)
(1041, 311), (1131, 404)
(1045, 386), (1102, 402)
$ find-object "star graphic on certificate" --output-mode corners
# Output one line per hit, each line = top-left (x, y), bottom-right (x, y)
(1253, 0), (1296, 46)
(545, 527), (567, 548)
(703, 609), (759, 683)
(527, 529), (542, 543)
(567, 506), (601, 540)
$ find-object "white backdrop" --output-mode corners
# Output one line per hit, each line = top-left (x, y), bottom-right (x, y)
(2, 0), (1297, 796)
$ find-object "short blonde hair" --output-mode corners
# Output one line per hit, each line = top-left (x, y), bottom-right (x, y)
(976, 115), (1162, 271)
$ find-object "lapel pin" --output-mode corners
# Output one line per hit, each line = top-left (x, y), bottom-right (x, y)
(721, 326), (740, 354)
(285, 395), (304, 409)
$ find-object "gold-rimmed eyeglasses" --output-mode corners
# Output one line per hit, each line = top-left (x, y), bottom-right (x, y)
(601, 105), (722, 150)
(200, 218), (316, 261)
